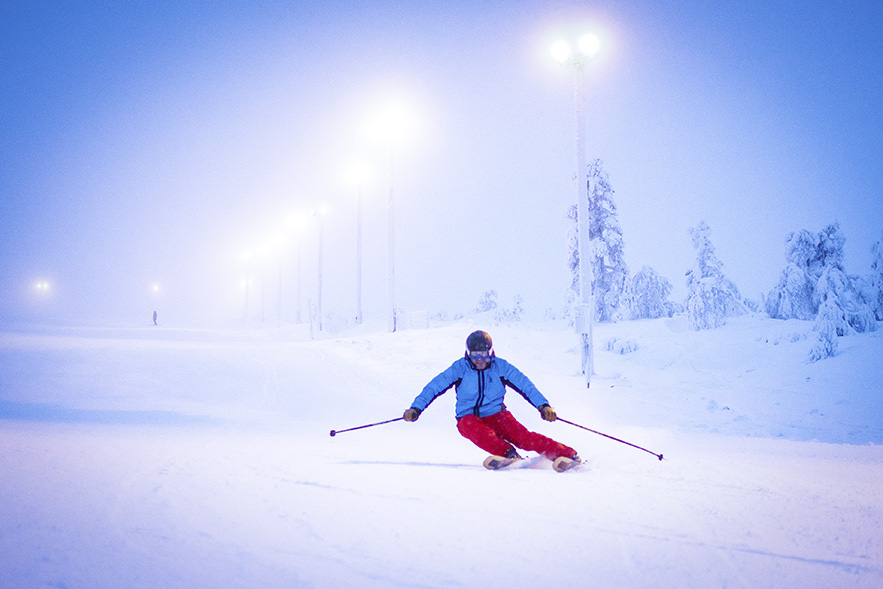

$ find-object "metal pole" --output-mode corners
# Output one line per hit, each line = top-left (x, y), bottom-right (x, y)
(260, 266), (266, 324)
(387, 144), (396, 333)
(277, 259), (282, 327)
(243, 272), (250, 328)
(356, 182), (363, 325)
(296, 236), (302, 324)
(330, 417), (404, 437)
(558, 418), (664, 460)
(573, 62), (594, 387)
(318, 213), (324, 332)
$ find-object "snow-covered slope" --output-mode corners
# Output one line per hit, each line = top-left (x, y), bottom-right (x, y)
(1, 316), (881, 587)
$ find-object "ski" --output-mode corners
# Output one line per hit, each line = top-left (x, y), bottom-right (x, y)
(552, 456), (581, 473)
(482, 455), (523, 470)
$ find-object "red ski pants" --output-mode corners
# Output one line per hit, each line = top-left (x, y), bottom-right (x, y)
(456, 410), (576, 460)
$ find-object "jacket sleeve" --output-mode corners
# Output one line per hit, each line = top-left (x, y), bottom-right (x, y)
(498, 359), (550, 409)
(410, 360), (463, 412)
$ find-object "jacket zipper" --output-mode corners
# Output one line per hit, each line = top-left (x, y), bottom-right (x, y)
(473, 369), (485, 416)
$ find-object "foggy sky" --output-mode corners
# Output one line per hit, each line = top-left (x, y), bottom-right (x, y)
(2, 0), (881, 327)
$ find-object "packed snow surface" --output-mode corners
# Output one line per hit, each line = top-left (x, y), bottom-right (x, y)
(1, 315), (881, 588)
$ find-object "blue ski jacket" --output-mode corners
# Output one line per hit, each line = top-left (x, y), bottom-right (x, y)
(410, 355), (550, 419)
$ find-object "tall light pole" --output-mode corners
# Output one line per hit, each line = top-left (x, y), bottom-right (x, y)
(277, 258), (283, 327)
(239, 251), (253, 328)
(369, 103), (414, 333)
(552, 33), (600, 387)
(296, 233), (303, 324)
(347, 162), (372, 326)
(285, 212), (308, 325)
(271, 233), (288, 327)
(314, 207), (327, 332)
(357, 179), (364, 326)
(386, 143), (396, 332)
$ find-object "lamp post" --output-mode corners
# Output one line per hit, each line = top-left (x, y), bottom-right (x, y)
(386, 144), (396, 332)
(295, 233), (303, 324)
(369, 104), (413, 333)
(271, 233), (288, 327)
(253, 244), (272, 325)
(314, 207), (327, 332)
(552, 33), (600, 387)
(357, 180), (364, 326)
(240, 251), (253, 328)
(285, 212), (308, 325)
(348, 163), (372, 326)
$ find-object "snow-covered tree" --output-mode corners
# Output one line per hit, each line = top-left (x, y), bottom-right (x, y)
(621, 265), (676, 320)
(810, 266), (845, 362)
(588, 160), (629, 322)
(814, 266), (854, 335)
(796, 224), (880, 362)
(494, 294), (524, 323)
(866, 232), (883, 320)
(685, 221), (746, 330)
(765, 230), (818, 320)
(511, 294), (524, 322)
(566, 159), (629, 322)
(816, 222), (847, 273)
(766, 222), (878, 334)
(813, 223), (876, 333)
(475, 290), (498, 313)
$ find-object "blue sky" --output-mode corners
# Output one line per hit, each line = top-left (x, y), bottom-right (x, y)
(2, 0), (881, 326)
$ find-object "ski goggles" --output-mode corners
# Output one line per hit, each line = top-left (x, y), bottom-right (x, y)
(468, 350), (492, 361)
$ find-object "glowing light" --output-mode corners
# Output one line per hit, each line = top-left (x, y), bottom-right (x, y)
(34, 281), (51, 292)
(285, 211), (310, 232)
(253, 244), (271, 257)
(272, 233), (288, 249)
(367, 101), (416, 144)
(550, 40), (571, 64)
(578, 34), (600, 58)
(346, 161), (374, 187)
(551, 33), (601, 64)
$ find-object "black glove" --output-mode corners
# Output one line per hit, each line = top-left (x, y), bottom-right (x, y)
(538, 404), (557, 422)
(403, 407), (422, 422)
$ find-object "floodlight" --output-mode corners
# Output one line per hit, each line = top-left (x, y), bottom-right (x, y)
(578, 34), (600, 58)
(550, 40), (571, 64)
(347, 161), (373, 186)
(367, 101), (416, 144)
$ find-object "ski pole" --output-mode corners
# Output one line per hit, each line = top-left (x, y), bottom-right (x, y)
(558, 417), (664, 461)
(329, 417), (404, 437)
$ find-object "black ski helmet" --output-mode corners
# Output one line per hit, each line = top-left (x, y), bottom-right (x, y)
(466, 330), (493, 352)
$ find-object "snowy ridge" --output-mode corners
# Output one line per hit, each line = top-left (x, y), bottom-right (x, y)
(1, 316), (881, 587)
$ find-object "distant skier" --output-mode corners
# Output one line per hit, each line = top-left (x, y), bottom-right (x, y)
(403, 330), (579, 469)
(153, 310), (157, 326)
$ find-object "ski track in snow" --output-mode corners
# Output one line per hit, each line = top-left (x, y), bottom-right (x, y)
(0, 317), (881, 588)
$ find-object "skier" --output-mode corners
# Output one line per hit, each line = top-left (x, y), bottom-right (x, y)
(403, 330), (580, 470)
